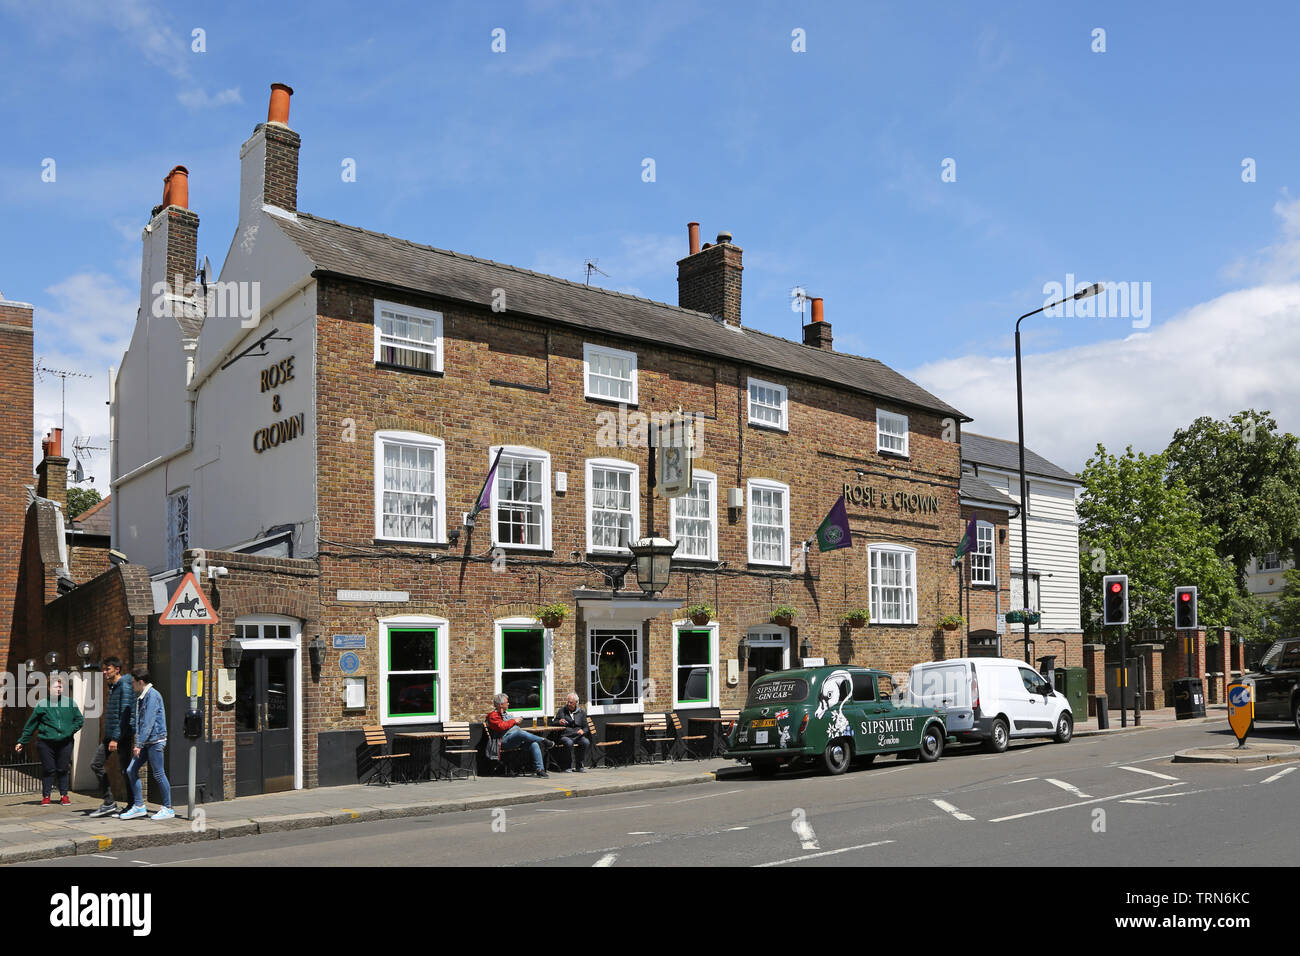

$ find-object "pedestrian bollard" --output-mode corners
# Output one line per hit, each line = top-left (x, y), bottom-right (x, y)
(1095, 695), (1109, 730)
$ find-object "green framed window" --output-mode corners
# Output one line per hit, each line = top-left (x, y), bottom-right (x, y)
(499, 627), (546, 715)
(386, 627), (439, 720)
(675, 627), (714, 707)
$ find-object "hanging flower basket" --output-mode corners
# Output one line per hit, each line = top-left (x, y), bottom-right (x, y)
(536, 603), (569, 629)
(938, 614), (964, 632)
(1005, 609), (1040, 625)
(843, 609), (870, 629)
(685, 603), (715, 626)
(770, 605), (799, 628)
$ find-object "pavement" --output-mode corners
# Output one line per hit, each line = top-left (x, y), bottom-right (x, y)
(0, 704), (1234, 865)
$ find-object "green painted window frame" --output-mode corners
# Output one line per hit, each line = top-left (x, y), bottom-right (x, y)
(386, 626), (440, 720)
(499, 627), (546, 716)
(674, 627), (714, 707)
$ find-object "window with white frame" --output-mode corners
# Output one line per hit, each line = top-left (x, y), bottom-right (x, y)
(586, 458), (639, 553)
(374, 432), (445, 543)
(748, 479), (790, 566)
(374, 300), (443, 373)
(166, 488), (189, 570)
(492, 447), (551, 549)
(674, 625), (717, 708)
(669, 470), (717, 560)
(1262, 552), (1281, 571)
(748, 378), (788, 431)
(379, 618), (448, 725)
(970, 521), (994, 585)
(583, 343), (637, 404)
(588, 627), (642, 712)
(876, 409), (909, 456)
(1010, 573), (1041, 629)
(869, 544), (917, 624)
(496, 622), (550, 717)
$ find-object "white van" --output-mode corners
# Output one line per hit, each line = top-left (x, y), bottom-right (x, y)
(903, 657), (1073, 752)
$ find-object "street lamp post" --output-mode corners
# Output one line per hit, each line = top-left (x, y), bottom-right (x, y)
(1015, 282), (1102, 663)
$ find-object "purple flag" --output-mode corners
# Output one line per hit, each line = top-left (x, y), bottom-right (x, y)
(955, 513), (978, 560)
(471, 447), (505, 521)
(814, 494), (852, 552)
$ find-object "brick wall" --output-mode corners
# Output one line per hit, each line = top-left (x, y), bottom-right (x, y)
(311, 277), (966, 736)
(262, 125), (300, 212)
(0, 300), (34, 678)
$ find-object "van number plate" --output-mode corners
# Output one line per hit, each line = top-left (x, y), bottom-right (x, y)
(751, 719), (776, 728)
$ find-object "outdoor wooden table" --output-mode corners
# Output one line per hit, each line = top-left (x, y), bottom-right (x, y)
(688, 717), (729, 757)
(394, 731), (455, 781)
(606, 722), (650, 764)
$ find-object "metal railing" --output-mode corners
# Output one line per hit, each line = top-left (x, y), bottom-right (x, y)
(0, 757), (43, 796)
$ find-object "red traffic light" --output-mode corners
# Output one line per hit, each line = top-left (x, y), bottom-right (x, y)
(1180, 593), (1190, 601)
(1110, 582), (1122, 593)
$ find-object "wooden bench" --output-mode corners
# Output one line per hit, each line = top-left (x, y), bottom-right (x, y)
(362, 725), (410, 787)
(718, 709), (740, 756)
(670, 713), (710, 760)
(440, 721), (477, 780)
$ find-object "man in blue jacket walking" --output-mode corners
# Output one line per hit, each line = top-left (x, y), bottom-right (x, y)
(88, 657), (134, 818)
(119, 668), (174, 821)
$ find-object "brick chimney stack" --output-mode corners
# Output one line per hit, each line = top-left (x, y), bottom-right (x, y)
(0, 296), (34, 681)
(140, 163), (201, 340)
(35, 427), (68, 511)
(802, 297), (833, 350)
(240, 83), (300, 219)
(677, 224), (743, 326)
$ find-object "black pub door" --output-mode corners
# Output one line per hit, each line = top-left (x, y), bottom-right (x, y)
(235, 650), (294, 796)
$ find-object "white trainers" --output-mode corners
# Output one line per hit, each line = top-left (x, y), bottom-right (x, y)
(117, 805), (147, 820)
(151, 807), (175, 821)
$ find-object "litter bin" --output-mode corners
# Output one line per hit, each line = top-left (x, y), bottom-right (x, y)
(1055, 666), (1088, 724)
(1171, 677), (1206, 720)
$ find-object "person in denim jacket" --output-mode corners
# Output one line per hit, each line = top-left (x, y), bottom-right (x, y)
(118, 668), (174, 821)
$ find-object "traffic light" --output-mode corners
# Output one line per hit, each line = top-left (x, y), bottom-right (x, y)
(1174, 586), (1198, 630)
(1102, 574), (1129, 625)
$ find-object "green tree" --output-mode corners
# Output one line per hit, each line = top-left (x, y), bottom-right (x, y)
(1078, 444), (1237, 637)
(1165, 410), (1300, 584)
(1270, 569), (1300, 636)
(64, 486), (101, 520)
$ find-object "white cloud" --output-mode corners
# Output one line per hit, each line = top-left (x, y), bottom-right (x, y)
(1224, 195), (1300, 283)
(176, 87), (242, 110)
(908, 284), (1300, 474)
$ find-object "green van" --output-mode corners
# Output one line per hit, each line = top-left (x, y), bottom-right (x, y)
(723, 666), (948, 777)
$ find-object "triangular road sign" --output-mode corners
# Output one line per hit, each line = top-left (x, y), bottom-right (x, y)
(158, 571), (219, 625)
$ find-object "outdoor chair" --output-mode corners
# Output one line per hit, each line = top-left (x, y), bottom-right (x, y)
(587, 717), (622, 768)
(669, 712), (710, 760)
(362, 725), (410, 787)
(440, 721), (477, 780)
(643, 713), (674, 762)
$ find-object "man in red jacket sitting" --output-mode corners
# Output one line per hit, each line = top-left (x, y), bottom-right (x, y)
(487, 693), (552, 778)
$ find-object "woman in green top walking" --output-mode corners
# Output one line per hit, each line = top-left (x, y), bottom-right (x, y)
(14, 676), (85, 806)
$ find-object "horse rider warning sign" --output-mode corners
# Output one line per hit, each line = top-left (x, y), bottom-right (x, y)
(158, 571), (220, 625)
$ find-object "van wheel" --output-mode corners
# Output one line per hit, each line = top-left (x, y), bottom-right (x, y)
(1292, 696), (1300, 734)
(985, 718), (1009, 753)
(822, 738), (852, 775)
(918, 723), (944, 762)
(751, 759), (780, 779)
(1054, 712), (1073, 743)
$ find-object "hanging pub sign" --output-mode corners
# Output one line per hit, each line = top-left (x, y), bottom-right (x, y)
(655, 412), (694, 499)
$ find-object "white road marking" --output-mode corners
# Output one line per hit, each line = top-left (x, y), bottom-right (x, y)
(86, 854), (118, 860)
(756, 840), (895, 868)
(793, 818), (819, 850)
(593, 853), (618, 867)
(627, 831), (654, 835)
(725, 826), (749, 831)
(1262, 767), (1296, 784)
(1120, 799), (1173, 806)
(1045, 778), (1091, 799)
(869, 767), (910, 776)
(931, 799), (974, 821)
(595, 804), (651, 813)
(535, 808), (569, 812)
(990, 783), (1184, 822)
(1119, 765), (1180, 781)
(1009, 777), (1038, 784)
(669, 788), (743, 803)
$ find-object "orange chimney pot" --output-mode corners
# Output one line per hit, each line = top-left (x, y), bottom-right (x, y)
(267, 82), (294, 126)
(811, 297), (824, 323)
(164, 165), (189, 209)
(687, 222), (700, 256)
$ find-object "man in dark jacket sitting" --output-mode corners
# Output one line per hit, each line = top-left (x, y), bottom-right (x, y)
(553, 692), (591, 773)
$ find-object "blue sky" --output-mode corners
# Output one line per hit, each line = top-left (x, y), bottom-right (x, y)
(5, 0), (1300, 484)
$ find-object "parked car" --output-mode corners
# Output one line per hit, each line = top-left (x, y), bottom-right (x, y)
(903, 657), (1073, 752)
(1245, 638), (1300, 730)
(723, 666), (948, 777)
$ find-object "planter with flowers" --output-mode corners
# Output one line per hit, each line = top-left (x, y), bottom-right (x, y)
(843, 608), (871, 629)
(685, 603), (715, 627)
(770, 605), (800, 628)
(536, 603), (570, 629)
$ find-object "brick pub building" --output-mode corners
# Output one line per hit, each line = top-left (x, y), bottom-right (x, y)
(102, 85), (988, 796)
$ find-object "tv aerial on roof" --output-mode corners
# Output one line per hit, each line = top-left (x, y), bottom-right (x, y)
(35, 358), (92, 433)
(71, 436), (107, 484)
(584, 259), (609, 286)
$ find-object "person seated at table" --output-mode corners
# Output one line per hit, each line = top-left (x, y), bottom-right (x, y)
(486, 693), (552, 778)
(552, 692), (591, 773)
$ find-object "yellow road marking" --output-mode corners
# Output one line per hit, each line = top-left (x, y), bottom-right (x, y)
(96, 837), (112, 851)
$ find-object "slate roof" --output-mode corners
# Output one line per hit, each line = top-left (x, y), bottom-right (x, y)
(70, 494), (111, 537)
(271, 212), (969, 421)
(960, 473), (1019, 510)
(961, 432), (1078, 484)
